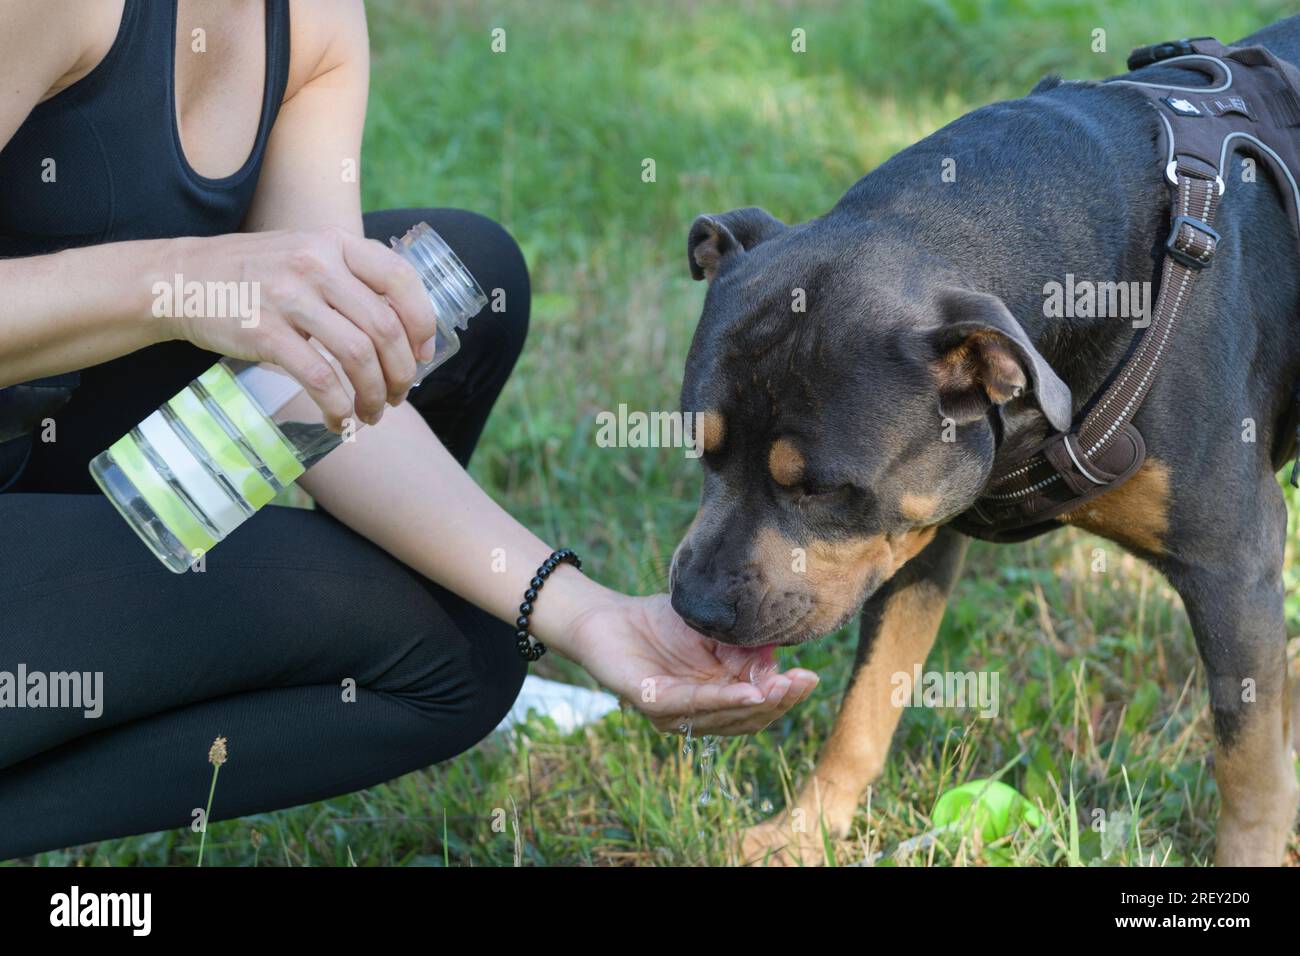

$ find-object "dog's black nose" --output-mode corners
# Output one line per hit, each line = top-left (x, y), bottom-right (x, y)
(670, 585), (737, 637)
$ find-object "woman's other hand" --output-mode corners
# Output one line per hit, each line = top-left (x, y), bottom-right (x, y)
(166, 226), (439, 431)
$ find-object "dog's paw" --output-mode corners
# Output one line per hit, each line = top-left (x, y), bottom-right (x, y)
(738, 815), (828, 867)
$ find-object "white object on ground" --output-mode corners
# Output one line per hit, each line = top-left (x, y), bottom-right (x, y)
(848, 823), (960, 866)
(495, 675), (621, 735)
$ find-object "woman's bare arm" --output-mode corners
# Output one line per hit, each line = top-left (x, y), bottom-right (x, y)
(243, 0), (371, 235)
(0, 239), (184, 388)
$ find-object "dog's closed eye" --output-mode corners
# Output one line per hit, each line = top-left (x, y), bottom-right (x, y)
(786, 480), (855, 504)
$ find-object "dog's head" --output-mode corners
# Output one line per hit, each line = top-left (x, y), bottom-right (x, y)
(670, 207), (1071, 647)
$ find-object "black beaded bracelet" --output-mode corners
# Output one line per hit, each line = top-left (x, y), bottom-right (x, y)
(514, 548), (582, 661)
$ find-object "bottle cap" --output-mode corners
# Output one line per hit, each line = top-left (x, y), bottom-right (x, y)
(390, 222), (488, 331)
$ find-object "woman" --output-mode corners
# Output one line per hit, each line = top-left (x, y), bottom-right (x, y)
(0, 0), (817, 859)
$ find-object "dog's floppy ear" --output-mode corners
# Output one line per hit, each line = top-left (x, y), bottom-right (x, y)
(928, 288), (1073, 432)
(687, 207), (785, 281)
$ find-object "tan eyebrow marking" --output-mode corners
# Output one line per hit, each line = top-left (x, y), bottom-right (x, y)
(768, 437), (806, 486)
(899, 492), (941, 524)
(699, 410), (726, 454)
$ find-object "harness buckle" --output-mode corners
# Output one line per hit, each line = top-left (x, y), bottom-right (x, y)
(1126, 37), (1215, 71)
(1166, 214), (1221, 269)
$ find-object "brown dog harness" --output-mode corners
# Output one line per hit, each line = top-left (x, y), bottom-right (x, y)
(955, 37), (1300, 543)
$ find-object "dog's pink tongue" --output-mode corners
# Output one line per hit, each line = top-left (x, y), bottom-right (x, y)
(716, 642), (780, 683)
(745, 644), (781, 684)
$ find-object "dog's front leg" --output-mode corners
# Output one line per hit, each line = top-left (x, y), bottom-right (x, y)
(1166, 477), (1298, 866)
(741, 526), (968, 865)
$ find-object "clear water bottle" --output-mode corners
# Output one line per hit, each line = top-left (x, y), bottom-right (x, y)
(90, 222), (488, 572)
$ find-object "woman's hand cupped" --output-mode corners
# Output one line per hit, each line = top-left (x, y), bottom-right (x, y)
(570, 593), (819, 736)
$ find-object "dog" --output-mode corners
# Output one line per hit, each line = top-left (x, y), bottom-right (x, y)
(670, 15), (1300, 866)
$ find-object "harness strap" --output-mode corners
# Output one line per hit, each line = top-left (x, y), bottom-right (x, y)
(965, 171), (1220, 531)
(954, 37), (1300, 543)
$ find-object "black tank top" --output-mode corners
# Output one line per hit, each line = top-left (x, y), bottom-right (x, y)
(0, 0), (290, 254)
(0, 0), (291, 492)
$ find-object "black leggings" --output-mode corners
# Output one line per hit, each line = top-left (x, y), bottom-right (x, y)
(0, 208), (530, 860)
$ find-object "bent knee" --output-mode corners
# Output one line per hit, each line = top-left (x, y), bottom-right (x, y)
(439, 619), (527, 747)
(386, 606), (528, 765)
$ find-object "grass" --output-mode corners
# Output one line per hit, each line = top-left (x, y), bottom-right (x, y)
(27, 0), (1300, 866)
